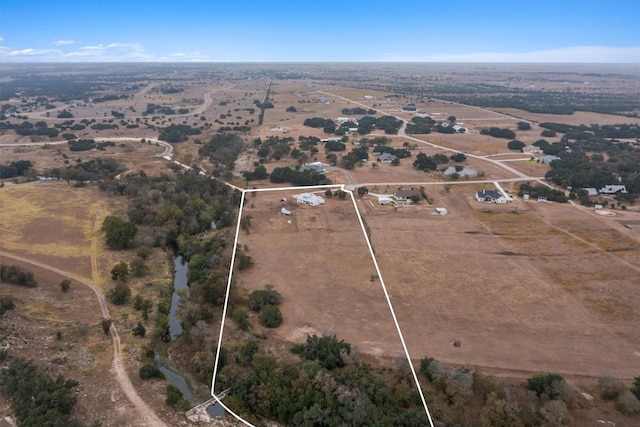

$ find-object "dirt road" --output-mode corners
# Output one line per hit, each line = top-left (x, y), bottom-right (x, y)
(0, 250), (168, 427)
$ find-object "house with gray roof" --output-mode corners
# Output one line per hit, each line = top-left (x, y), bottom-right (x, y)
(475, 189), (506, 204)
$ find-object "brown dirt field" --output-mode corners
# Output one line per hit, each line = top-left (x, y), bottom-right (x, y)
(494, 108), (640, 126)
(233, 192), (407, 360)
(231, 186), (640, 381)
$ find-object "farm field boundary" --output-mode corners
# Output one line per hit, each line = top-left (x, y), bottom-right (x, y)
(210, 184), (435, 427)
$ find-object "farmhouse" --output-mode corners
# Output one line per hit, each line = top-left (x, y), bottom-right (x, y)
(296, 193), (325, 206)
(393, 189), (421, 207)
(475, 189), (507, 204)
(300, 161), (325, 173)
(538, 155), (561, 164)
(599, 185), (627, 194)
(377, 153), (397, 163)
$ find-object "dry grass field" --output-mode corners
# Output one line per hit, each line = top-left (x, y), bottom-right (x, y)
(232, 192), (407, 362)
(227, 185), (640, 382)
(0, 182), (188, 426)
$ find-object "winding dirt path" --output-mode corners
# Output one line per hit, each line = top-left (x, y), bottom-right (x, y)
(0, 250), (168, 427)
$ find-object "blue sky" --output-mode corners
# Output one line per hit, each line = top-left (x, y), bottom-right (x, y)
(1, 0), (638, 62)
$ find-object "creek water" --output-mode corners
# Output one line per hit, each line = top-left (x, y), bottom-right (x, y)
(157, 256), (225, 417)
(168, 256), (189, 340)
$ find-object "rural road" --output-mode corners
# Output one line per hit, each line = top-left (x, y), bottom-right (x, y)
(0, 251), (168, 427)
(1, 137), (173, 159)
(319, 90), (534, 181)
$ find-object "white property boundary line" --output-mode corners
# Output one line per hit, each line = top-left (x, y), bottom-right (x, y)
(211, 184), (435, 427)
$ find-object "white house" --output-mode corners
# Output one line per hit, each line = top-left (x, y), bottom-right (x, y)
(599, 185), (627, 194)
(300, 161), (325, 173)
(296, 193), (325, 206)
(475, 190), (507, 204)
(538, 155), (561, 164)
(435, 207), (448, 215)
(393, 189), (421, 207)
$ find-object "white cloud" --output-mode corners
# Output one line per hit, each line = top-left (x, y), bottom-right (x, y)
(162, 51), (210, 62)
(64, 42), (154, 61)
(53, 40), (77, 46)
(380, 46), (640, 63)
(0, 37), (4, 43)
(0, 47), (62, 59)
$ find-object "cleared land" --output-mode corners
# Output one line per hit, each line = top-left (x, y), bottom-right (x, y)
(223, 184), (640, 382)
(231, 191), (407, 361)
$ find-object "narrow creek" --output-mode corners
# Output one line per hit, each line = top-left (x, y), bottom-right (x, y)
(154, 256), (225, 417)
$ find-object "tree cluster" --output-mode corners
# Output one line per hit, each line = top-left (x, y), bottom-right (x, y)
(480, 127), (516, 139)
(0, 264), (37, 287)
(198, 133), (244, 170)
(158, 124), (201, 143)
(0, 160), (32, 179)
(303, 117), (336, 133)
(102, 216), (138, 249)
(0, 358), (84, 427)
(269, 167), (329, 186)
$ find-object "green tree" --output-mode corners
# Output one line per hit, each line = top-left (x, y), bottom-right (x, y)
(101, 216), (138, 249)
(110, 261), (129, 282)
(166, 383), (188, 409)
(0, 358), (82, 426)
(101, 318), (112, 335)
(109, 281), (130, 305)
(59, 279), (71, 293)
(259, 304), (283, 328)
(132, 322), (146, 337)
(507, 140), (525, 151)
(526, 373), (565, 399)
(248, 285), (282, 311)
(139, 364), (165, 380)
(517, 121), (532, 130)
(129, 257), (149, 277)
(291, 334), (351, 370)
(141, 299), (153, 321)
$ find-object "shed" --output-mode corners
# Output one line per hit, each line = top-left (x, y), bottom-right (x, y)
(435, 207), (448, 215)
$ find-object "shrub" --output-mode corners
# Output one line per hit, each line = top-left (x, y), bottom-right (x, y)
(632, 375), (640, 400)
(109, 282), (130, 305)
(0, 296), (15, 317)
(598, 376), (625, 401)
(259, 304), (282, 328)
(526, 373), (565, 399)
(132, 322), (146, 337)
(231, 308), (250, 330)
(539, 399), (572, 425)
(615, 390), (640, 415)
(139, 364), (164, 380)
(248, 285), (282, 311)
